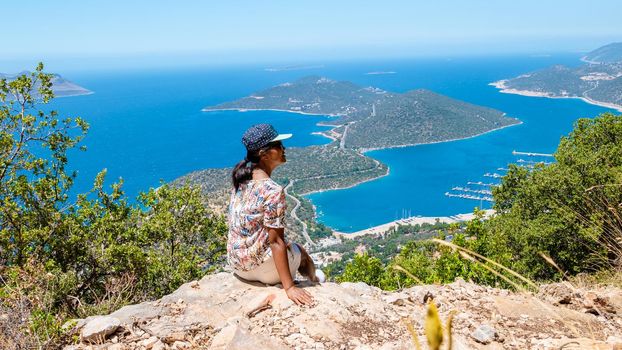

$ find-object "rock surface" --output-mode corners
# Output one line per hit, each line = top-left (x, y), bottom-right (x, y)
(63, 273), (622, 349)
(80, 316), (121, 343)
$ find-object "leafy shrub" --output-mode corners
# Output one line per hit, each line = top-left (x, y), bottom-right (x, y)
(337, 113), (622, 290)
(0, 65), (227, 347)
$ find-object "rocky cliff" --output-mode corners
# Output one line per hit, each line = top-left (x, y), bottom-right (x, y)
(64, 272), (622, 350)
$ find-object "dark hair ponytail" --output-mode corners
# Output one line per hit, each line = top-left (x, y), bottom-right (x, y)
(232, 150), (261, 190)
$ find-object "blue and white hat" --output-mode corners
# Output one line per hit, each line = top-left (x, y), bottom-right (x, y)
(242, 123), (292, 152)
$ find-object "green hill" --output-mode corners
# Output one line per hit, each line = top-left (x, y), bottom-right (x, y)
(0, 71), (92, 97)
(203, 76), (519, 150)
(492, 45), (622, 110)
(582, 42), (622, 63)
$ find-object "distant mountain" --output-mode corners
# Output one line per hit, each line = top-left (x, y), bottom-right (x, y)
(203, 76), (519, 150)
(491, 44), (622, 111)
(582, 42), (622, 64)
(0, 72), (92, 97)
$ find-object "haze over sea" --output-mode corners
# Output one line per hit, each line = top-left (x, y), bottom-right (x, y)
(49, 53), (614, 232)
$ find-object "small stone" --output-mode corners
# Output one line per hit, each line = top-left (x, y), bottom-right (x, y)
(423, 291), (434, 304)
(163, 331), (186, 343)
(471, 324), (497, 344)
(210, 324), (285, 349)
(152, 340), (166, 350)
(140, 336), (159, 349)
(107, 344), (126, 350)
(190, 280), (200, 289)
(80, 316), (121, 343)
(286, 333), (303, 344)
(173, 340), (190, 349)
(382, 293), (410, 306)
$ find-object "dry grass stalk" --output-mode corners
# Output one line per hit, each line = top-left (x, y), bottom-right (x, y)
(392, 264), (424, 284)
(431, 238), (539, 290)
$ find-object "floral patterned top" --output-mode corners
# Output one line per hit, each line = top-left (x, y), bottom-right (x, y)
(227, 178), (287, 271)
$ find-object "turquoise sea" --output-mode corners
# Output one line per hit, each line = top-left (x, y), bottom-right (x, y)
(46, 54), (614, 232)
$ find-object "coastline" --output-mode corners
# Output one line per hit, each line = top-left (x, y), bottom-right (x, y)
(293, 165), (391, 235)
(490, 80), (622, 113)
(55, 91), (94, 99)
(333, 209), (495, 238)
(358, 121), (523, 154)
(299, 165), (390, 197)
(200, 106), (516, 237)
(202, 106), (523, 154)
(310, 131), (337, 142)
(579, 57), (601, 65)
(202, 107), (343, 118)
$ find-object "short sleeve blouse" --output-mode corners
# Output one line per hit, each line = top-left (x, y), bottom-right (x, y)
(227, 178), (287, 271)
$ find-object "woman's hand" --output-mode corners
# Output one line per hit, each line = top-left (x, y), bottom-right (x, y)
(268, 227), (314, 306)
(286, 285), (314, 305)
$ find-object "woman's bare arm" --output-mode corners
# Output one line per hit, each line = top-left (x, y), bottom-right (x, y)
(268, 227), (313, 305)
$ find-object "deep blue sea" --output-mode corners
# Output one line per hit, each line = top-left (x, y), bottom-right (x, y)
(47, 54), (615, 232)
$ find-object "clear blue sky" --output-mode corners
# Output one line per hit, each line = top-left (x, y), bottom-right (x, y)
(3, 0), (621, 69)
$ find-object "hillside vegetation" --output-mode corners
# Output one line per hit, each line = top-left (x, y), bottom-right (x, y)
(0, 66), (227, 348)
(336, 112), (622, 292)
(494, 43), (622, 109)
(174, 144), (388, 243)
(582, 42), (622, 63)
(204, 76), (520, 149)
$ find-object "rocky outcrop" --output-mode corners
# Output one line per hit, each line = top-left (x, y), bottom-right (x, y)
(79, 316), (121, 343)
(63, 273), (622, 350)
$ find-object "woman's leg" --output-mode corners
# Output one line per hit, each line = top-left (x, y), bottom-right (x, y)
(234, 249), (298, 285)
(295, 243), (319, 282)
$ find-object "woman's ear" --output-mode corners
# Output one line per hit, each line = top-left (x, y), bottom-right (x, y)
(258, 150), (269, 161)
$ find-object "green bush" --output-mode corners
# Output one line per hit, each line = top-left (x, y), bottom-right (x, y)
(0, 65), (227, 347)
(337, 113), (622, 290)
(336, 253), (384, 286)
(488, 112), (622, 279)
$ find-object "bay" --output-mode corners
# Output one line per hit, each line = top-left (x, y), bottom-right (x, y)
(44, 54), (615, 232)
(307, 55), (615, 232)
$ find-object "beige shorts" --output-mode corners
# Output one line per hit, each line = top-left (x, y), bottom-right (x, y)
(234, 243), (302, 285)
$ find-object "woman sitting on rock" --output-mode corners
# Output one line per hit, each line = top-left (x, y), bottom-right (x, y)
(227, 123), (323, 306)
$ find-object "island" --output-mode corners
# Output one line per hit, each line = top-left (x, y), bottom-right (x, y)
(203, 76), (520, 150)
(0, 72), (92, 97)
(265, 64), (325, 72)
(490, 43), (622, 111)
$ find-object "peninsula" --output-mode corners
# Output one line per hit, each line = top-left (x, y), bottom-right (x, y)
(203, 76), (520, 150)
(491, 43), (622, 111)
(0, 72), (92, 97)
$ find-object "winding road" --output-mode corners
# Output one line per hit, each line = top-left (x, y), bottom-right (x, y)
(339, 122), (352, 149)
(284, 180), (315, 247)
(282, 152), (386, 247)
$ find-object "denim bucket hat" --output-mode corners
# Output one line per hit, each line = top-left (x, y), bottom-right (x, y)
(242, 123), (292, 152)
